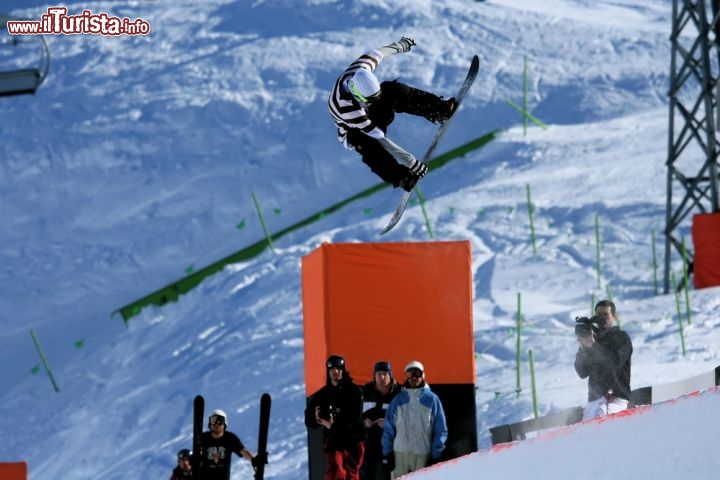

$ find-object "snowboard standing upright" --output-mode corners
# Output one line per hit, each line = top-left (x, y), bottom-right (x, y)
(192, 395), (204, 480)
(253, 393), (272, 480)
(380, 55), (480, 235)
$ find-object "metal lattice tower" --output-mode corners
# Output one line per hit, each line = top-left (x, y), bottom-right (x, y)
(665, 0), (720, 292)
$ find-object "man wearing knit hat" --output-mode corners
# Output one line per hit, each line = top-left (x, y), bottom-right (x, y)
(305, 355), (365, 480)
(328, 37), (457, 192)
(381, 360), (447, 478)
(360, 361), (402, 480)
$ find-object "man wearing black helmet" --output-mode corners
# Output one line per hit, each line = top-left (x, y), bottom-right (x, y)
(305, 354), (365, 480)
(200, 409), (267, 480)
(170, 448), (192, 480)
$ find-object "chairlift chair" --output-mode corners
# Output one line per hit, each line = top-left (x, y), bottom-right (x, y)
(0, 14), (50, 97)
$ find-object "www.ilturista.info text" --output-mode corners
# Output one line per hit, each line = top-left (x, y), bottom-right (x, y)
(7, 7), (151, 36)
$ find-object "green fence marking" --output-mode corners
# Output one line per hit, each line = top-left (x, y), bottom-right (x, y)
(681, 238), (692, 325)
(416, 186), (434, 239)
(506, 99), (548, 129)
(526, 183), (537, 255)
(235, 220), (246, 230)
(30, 329), (60, 393)
(252, 192), (276, 253)
(671, 272), (687, 356)
(528, 348), (538, 418)
(523, 55), (528, 136)
(516, 292), (523, 398)
(651, 229), (659, 296)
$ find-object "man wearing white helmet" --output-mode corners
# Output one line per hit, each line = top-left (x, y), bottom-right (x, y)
(328, 37), (457, 192)
(200, 409), (267, 480)
(380, 361), (447, 478)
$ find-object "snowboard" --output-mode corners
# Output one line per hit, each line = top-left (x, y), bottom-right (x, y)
(253, 393), (272, 480)
(192, 394), (204, 480)
(380, 55), (480, 235)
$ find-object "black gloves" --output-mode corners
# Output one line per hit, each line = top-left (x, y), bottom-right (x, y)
(251, 452), (268, 468)
(382, 453), (395, 472)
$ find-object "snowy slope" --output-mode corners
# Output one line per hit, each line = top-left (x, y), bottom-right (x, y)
(1, 1), (718, 479)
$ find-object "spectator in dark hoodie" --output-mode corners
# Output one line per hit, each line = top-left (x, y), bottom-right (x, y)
(305, 355), (365, 480)
(360, 361), (402, 480)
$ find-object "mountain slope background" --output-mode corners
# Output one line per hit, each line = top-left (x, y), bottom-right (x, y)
(1, 1), (719, 479)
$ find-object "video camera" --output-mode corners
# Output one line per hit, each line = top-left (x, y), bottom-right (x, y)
(574, 316), (601, 337)
(318, 404), (336, 421)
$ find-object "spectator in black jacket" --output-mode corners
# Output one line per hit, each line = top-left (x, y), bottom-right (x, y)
(574, 300), (633, 419)
(360, 361), (402, 480)
(200, 409), (266, 480)
(305, 355), (365, 480)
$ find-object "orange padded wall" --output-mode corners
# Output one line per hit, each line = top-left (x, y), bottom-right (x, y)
(692, 213), (720, 289)
(0, 462), (27, 480)
(302, 240), (475, 395)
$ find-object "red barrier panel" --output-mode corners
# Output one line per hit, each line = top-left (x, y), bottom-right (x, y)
(692, 213), (720, 289)
(301, 240), (475, 394)
(0, 462), (27, 480)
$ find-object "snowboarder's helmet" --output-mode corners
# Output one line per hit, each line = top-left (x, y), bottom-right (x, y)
(326, 355), (346, 370)
(349, 70), (381, 104)
(177, 449), (192, 460)
(208, 409), (228, 428)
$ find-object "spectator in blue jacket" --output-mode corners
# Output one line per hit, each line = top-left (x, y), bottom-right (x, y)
(381, 360), (447, 478)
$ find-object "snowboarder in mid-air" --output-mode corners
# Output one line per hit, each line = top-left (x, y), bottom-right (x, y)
(328, 37), (457, 192)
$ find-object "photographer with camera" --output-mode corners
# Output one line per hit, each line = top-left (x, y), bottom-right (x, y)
(574, 300), (633, 419)
(305, 355), (365, 480)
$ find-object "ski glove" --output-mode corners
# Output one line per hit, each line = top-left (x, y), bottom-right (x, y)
(382, 454), (395, 472)
(408, 158), (428, 178)
(383, 37), (415, 54)
(398, 36), (415, 52)
(251, 452), (269, 468)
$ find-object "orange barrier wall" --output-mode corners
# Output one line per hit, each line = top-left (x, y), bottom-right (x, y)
(692, 213), (720, 289)
(301, 240), (475, 395)
(0, 462), (27, 480)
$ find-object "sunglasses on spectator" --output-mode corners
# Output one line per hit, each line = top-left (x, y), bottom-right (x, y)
(406, 368), (423, 378)
(210, 415), (226, 426)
